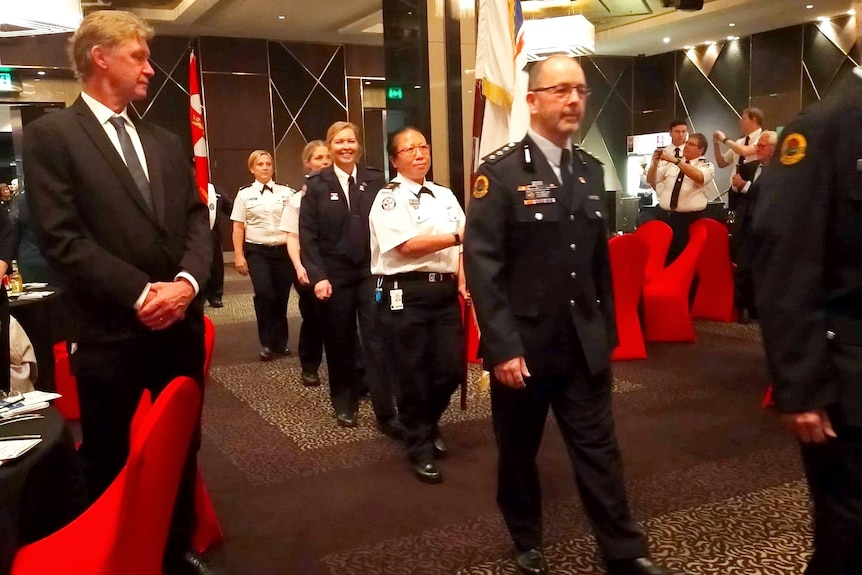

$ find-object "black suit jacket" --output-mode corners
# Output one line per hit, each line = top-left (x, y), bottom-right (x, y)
(752, 72), (862, 425)
(299, 165), (385, 285)
(464, 136), (616, 377)
(23, 97), (211, 343)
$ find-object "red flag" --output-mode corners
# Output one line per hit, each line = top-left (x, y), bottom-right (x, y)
(189, 50), (208, 204)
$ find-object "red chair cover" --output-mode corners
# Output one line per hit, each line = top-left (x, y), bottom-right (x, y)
(635, 220), (673, 281)
(609, 234), (649, 361)
(691, 218), (735, 322)
(52, 342), (81, 420)
(643, 220), (709, 342)
(11, 377), (201, 575)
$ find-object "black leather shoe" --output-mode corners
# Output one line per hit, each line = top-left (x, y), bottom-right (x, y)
(166, 552), (220, 575)
(515, 548), (548, 575)
(607, 557), (690, 575)
(336, 412), (357, 428)
(276, 346), (291, 356)
(375, 418), (404, 440)
(207, 298), (223, 308)
(411, 460), (443, 484)
(259, 347), (274, 361)
(301, 370), (320, 386)
(432, 435), (448, 459)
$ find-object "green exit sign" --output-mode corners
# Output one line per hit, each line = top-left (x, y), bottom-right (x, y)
(0, 73), (12, 91)
(387, 86), (403, 100)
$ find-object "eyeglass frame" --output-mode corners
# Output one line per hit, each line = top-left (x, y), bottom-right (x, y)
(530, 84), (593, 99)
(395, 144), (432, 157)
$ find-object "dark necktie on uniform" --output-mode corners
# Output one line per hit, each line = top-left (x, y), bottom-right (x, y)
(669, 160), (689, 211)
(108, 116), (153, 213)
(737, 136), (750, 168)
(348, 175), (360, 216)
(674, 147), (681, 159)
(418, 186), (435, 198)
(560, 148), (574, 193)
(261, 184), (272, 194)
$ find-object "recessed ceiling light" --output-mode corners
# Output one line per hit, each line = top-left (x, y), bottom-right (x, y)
(816, 16), (829, 21)
(806, 4), (813, 8)
(663, 37), (670, 43)
(37, 70), (46, 76)
(278, 15), (285, 20)
(848, 9), (856, 16)
(706, 41), (716, 45)
(364, 81), (371, 85)
(729, 22), (736, 27)
(683, 45), (693, 50)
(414, 85), (421, 89)
(727, 36), (738, 41)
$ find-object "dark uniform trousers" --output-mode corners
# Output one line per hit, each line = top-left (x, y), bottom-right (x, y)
(244, 242), (295, 351)
(295, 282), (323, 373)
(380, 274), (463, 462)
(656, 209), (703, 264)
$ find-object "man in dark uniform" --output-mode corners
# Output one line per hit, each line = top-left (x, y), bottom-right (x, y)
(204, 181), (232, 308)
(752, 11), (862, 571)
(465, 55), (688, 575)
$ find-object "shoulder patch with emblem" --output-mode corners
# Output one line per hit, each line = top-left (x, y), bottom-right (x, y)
(780, 133), (807, 165)
(473, 175), (490, 199)
(481, 142), (519, 165)
(381, 196), (396, 210)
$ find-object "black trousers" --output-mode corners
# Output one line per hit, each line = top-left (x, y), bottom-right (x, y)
(801, 424), (862, 575)
(244, 242), (294, 350)
(490, 362), (647, 559)
(316, 276), (395, 421)
(733, 216), (756, 316)
(295, 282), (323, 373)
(655, 209), (703, 264)
(0, 292), (9, 393)
(380, 277), (463, 462)
(70, 322), (205, 568)
(204, 229), (224, 302)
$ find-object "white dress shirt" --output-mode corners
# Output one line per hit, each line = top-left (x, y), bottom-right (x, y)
(528, 128), (573, 184)
(333, 164), (358, 208)
(231, 180), (295, 246)
(655, 156), (715, 213)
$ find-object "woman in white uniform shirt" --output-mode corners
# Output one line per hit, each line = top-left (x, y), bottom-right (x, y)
(369, 126), (469, 484)
(231, 150), (297, 361)
(279, 141), (330, 385)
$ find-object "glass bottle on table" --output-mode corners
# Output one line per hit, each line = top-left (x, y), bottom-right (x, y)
(9, 260), (23, 294)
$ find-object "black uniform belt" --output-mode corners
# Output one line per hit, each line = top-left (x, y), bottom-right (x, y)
(386, 272), (456, 283)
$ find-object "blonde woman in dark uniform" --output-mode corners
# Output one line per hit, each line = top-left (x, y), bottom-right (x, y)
(231, 150), (297, 361)
(369, 126), (468, 484)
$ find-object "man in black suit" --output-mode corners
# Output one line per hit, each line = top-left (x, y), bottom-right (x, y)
(23, 11), (213, 575)
(204, 181), (233, 308)
(465, 55), (688, 575)
(728, 130), (776, 323)
(752, 19), (862, 573)
(299, 122), (398, 435)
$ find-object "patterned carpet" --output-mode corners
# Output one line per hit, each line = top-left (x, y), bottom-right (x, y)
(198, 268), (812, 575)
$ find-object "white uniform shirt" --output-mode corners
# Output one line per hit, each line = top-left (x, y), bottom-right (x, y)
(230, 180), (295, 245)
(655, 156), (715, 213)
(718, 127), (762, 201)
(278, 184), (304, 235)
(369, 175), (465, 275)
(664, 143), (685, 160)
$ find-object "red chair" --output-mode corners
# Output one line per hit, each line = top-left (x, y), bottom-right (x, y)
(11, 377), (201, 575)
(642, 220), (709, 342)
(691, 218), (735, 322)
(635, 220), (673, 281)
(193, 315), (223, 553)
(609, 234), (649, 361)
(53, 342), (81, 420)
(761, 385), (775, 408)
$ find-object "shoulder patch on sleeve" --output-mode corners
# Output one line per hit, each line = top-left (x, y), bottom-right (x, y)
(380, 195), (396, 210)
(481, 142), (519, 164)
(779, 133), (807, 165)
(473, 175), (490, 199)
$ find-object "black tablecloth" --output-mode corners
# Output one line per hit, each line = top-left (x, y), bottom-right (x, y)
(10, 287), (62, 392)
(0, 407), (86, 575)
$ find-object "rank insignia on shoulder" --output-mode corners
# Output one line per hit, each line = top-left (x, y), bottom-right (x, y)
(385, 181), (400, 190)
(473, 175), (490, 199)
(575, 147), (603, 165)
(482, 142), (519, 164)
(381, 196), (396, 210)
(780, 133), (807, 165)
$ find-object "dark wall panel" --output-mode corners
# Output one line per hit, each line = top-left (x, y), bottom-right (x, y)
(346, 45), (385, 78)
(751, 26), (803, 98)
(709, 39), (750, 113)
(633, 52), (675, 134)
(0, 33), (70, 67)
(199, 36), (268, 74)
(204, 73), (272, 150)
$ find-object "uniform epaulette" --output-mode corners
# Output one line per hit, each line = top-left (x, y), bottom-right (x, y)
(237, 184), (252, 192)
(382, 181), (400, 192)
(482, 141), (519, 164)
(574, 146), (603, 165)
(306, 169), (323, 179)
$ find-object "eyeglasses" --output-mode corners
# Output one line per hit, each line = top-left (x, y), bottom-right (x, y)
(531, 84), (592, 99)
(396, 144), (431, 156)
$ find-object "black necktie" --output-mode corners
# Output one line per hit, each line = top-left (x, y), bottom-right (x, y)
(261, 184), (272, 194)
(669, 160), (688, 211)
(418, 186), (435, 198)
(108, 116), (153, 213)
(348, 175), (360, 216)
(737, 136), (750, 167)
(560, 148), (574, 193)
(674, 147), (681, 159)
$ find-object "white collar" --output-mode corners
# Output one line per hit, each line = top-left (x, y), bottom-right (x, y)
(392, 173), (426, 195)
(528, 128), (573, 168)
(333, 164), (357, 184)
(252, 180), (274, 193)
(81, 91), (134, 129)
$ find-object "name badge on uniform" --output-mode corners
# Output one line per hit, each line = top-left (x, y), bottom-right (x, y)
(330, 192), (340, 201)
(409, 198), (420, 209)
(390, 289), (404, 311)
